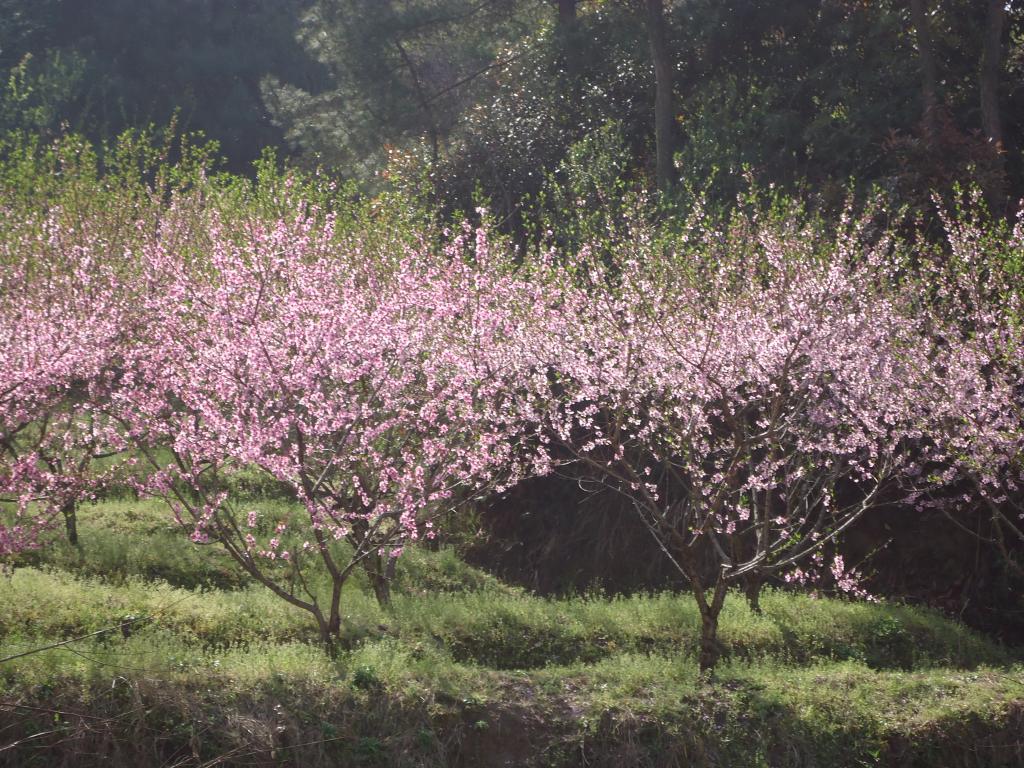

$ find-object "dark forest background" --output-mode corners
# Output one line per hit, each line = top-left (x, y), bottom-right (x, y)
(2, 0), (1021, 214)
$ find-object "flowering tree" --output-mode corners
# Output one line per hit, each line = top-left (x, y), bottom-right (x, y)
(912, 201), (1024, 578)
(0, 211), (131, 554)
(522, 211), (946, 673)
(5, 166), (1018, 671)
(119, 211), (527, 646)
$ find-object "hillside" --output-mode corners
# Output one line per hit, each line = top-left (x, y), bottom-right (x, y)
(2, 500), (1022, 767)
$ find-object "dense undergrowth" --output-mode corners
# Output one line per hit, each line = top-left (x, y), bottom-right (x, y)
(2, 501), (1022, 767)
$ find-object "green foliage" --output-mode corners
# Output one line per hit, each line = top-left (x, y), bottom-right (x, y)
(0, 127), (220, 238)
(528, 121), (650, 256)
(670, 0), (921, 201)
(437, 4), (651, 225)
(0, 127), (442, 280)
(263, 0), (536, 179)
(1, 0), (1021, 222)
(0, 50), (86, 137)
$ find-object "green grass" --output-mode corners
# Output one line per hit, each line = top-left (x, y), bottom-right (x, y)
(1, 500), (1022, 767)
(8, 498), (253, 590)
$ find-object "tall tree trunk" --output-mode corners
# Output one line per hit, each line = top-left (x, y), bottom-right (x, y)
(644, 0), (676, 191)
(553, 0), (580, 75)
(394, 40), (440, 166)
(556, 0), (576, 28)
(980, 0), (1006, 208)
(910, 0), (940, 140)
(980, 0), (1006, 151)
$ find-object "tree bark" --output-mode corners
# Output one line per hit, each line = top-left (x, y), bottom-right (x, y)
(910, 0), (940, 139)
(974, 0), (1007, 210)
(62, 499), (78, 547)
(644, 0), (676, 191)
(326, 577), (343, 653)
(744, 575), (764, 614)
(364, 552), (397, 607)
(553, 0), (581, 76)
(394, 40), (440, 166)
(980, 0), (1006, 159)
(693, 576), (729, 676)
(556, 0), (576, 28)
(314, 603), (341, 657)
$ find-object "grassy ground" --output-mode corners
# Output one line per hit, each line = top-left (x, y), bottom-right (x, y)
(1, 499), (1023, 767)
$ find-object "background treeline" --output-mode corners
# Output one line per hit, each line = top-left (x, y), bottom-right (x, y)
(1, 0), (1021, 216)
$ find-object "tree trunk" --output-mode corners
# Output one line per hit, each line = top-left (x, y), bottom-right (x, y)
(556, 0), (576, 28)
(315, 607), (341, 657)
(364, 553), (397, 607)
(698, 611), (721, 674)
(554, 0), (581, 77)
(980, 0), (1006, 151)
(910, 0), (940, 139)
(62, 499), (78, 547)
(324, 575), (343, 654)
(744, 575), (764, 615)
(644, 0), (676, 191)
(980, 0), (1006, 208)
(394, 40), (440, 166)
(694, 578), (729, 677)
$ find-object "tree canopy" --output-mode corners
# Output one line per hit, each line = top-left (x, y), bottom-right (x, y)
(1, 0), (1020, 211)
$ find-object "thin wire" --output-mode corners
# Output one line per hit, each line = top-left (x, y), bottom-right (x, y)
(57, 645), (195, 677)
(0, 590), (196, 665)
(0, 702), (142, 724)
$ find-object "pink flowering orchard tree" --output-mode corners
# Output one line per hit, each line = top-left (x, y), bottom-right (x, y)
(0, 212), (133, 554)
(523, 214), (944, 673)
(119, 211), (527, 646)
(912, 201), (1024, 577)
(7, 172), (1018, 670)
(926, 343), (1024, 577)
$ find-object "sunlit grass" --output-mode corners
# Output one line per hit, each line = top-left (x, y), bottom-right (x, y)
(1, 499), (1022, 767)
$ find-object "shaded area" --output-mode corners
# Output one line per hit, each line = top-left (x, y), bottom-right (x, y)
(468, 475), (1024, 645)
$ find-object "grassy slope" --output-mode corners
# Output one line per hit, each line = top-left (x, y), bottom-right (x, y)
(1, 500), (1022, 767)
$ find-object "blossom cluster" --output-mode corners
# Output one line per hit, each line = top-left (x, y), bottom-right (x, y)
(1, 192), (1020, 647)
